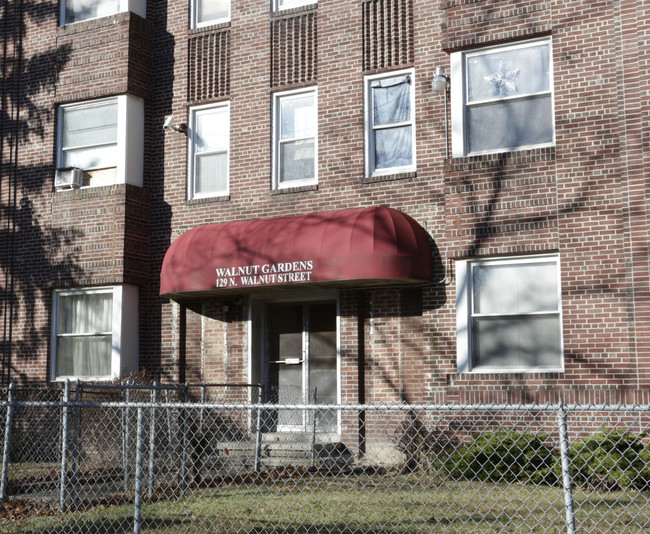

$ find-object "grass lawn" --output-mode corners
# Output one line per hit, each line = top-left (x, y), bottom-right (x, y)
(6, 472), (650, 533)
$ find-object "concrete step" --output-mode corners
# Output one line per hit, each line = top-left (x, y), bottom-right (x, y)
(193, 435), (354, 472)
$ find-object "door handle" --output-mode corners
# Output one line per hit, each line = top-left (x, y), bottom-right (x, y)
(269, 358), (303, 365)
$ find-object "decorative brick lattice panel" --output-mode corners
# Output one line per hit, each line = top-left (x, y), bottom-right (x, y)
(271, 12), (317, 87)
(188, 29), (230, 102)
(362, 0), (413, 72)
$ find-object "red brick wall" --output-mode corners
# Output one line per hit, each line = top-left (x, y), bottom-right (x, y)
(2, 0), (649, 408)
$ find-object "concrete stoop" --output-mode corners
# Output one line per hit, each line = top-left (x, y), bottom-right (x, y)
(194, 433), (355, 479)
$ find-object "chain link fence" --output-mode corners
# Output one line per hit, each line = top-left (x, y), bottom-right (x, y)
(2, 382), (650, 533)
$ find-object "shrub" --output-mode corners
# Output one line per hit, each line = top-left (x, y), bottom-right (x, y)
(442, 430), (559, 485)
(562, 429), (650, 491)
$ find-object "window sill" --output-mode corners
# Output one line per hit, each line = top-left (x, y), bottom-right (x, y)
(271, 3), (318, 18)
(444, 146), (555, 172)
(51, 376), (114, 383)
(363, 170), (417, 184)
(52, 183), (143, 200)
(57, 10), (135, 34)
(188, 194), (231, 205)
(271, 184), (318, 195)
(448, 370), (564, 384)
(189, 20), (231, 35)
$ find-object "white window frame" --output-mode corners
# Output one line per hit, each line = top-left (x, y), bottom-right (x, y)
(188, 103), (231, 199)
(57, 95), (144, 187)
(60, 0), (146, 25)
(273, 0), (316, 12)
(50, 285), (139, 382)
(364, 69), (417, 178)
(456, 255), (564, 374)
(191, 0), (231, 29)
(272, 87), (318, 190)
(450, 37), (555, 157)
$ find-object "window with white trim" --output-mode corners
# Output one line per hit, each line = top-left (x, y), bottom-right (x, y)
(273, 88), (317, 189)
(456, 255), (563, 373)
(188, 103), (230, 199)
(451, 38), (554, 157)
(51, 286), (138, 381)
(364, 70), (416, 177)
(61, 0), (146, 25)
(273, 0), (315, 11)
(60, 99), (117, 171)
(57, 95), (144, 188)
(192, 0), (230, 28)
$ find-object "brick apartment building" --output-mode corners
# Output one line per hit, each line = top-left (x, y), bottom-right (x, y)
(0, 0), (649, 431)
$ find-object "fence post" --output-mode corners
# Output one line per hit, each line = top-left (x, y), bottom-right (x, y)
(558, 403), (576, 534)
(68, 379), (80, 507)
(148, 383), (158, 497)
(310, 387), (318, 470)
(59, 380), (70, 513)
(1, 383), (15, 501)
(133, 407), (145, 534)
(181, 383), (189, 496)
(165, 389), (174, 466)
(254, 387), (263, 472)
(123, 388), (131, 493)
(200, 384), (206, 436)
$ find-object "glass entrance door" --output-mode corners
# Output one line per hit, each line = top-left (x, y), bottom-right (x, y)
(266, 301), (337, 432)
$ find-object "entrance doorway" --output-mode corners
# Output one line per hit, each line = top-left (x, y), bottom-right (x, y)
(264, 301), (338, 433)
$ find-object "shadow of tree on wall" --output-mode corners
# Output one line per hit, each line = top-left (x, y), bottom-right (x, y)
(429, 131), (644, 405)
(0, 1), (79, 386)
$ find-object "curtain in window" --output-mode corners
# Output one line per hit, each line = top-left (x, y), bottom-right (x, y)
(66, 0), (119, 23)
(465, 42), (552, 153)
(196, 154), (228, 193)
(62, 102), (118, 169)
(198, 0), (229, 23)
(471, 262), (560, 368)
(56, 293), (112, 378)
(473, 262), (558, 314)
(371, 76), (412, 169)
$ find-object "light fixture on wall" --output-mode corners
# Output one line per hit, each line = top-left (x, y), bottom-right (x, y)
(163, 115), (188, 135)
(431, 66), (450, 159)
(431, 66), (449, 93)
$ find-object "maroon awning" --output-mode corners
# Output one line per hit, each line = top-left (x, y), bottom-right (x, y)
(160, 206), (433, 298)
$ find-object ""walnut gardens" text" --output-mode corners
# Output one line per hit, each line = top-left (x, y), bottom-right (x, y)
(215, 260), (314, 288)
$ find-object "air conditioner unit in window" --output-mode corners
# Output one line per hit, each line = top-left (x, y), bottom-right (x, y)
(55, 167), (83, 190)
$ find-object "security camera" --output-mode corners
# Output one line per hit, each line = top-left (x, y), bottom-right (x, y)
(163, 115), (188, 135)
(163, 115), (174, 131)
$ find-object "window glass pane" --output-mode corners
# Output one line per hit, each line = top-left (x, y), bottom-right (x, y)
(59, 293), (112, 334)
(375, 125), (412, 169)
(198, 0), (229, 23)
(467, 95), (553, 154)
(56, 335), (112, 377)
(196, 109), (229, 153)
(472, 315), (561, 368)
(63, 103), (118, 148)
(280, 95), (316, 141)
(280, 139), (315, 182)
(196, 152), (228, 194)
(467, 43), (550, 102)
(66, 0), (120, 23)
(309, 303), (337, 429)
(372, 79), (410, 126)
(63, 144), (116, 170)
(473, 261), (558, 315)
(192, 106), (229, 196)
